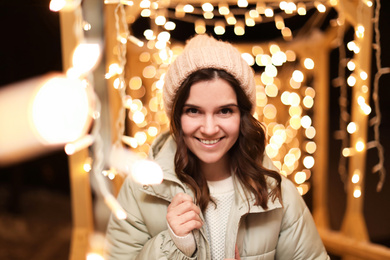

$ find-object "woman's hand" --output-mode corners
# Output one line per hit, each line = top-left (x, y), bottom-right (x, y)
(166, 193), (203, 237)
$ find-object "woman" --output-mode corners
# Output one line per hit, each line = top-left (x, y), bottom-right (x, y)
(105, 34), (329, 260)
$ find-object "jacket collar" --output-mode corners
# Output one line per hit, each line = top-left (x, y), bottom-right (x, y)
(145, 131), (282, 213)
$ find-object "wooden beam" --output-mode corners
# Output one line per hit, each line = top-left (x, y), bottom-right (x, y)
(59, 6), (93, 260)
(319, 228), (390, 260)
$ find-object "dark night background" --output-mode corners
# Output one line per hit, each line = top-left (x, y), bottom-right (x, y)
(0, 0), (389, 259)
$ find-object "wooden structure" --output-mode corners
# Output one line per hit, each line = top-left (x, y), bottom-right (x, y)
(61, 0), (390, 259)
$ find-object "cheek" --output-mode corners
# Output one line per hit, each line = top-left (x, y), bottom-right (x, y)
(180, 116), (196, 135)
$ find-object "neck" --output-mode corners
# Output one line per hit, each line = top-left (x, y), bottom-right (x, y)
(200, 155), (231, 181)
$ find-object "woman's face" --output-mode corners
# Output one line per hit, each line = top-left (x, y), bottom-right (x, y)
(180, 78), (240, 169)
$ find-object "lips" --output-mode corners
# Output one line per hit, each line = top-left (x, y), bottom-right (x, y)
(197, 138), (222, 145)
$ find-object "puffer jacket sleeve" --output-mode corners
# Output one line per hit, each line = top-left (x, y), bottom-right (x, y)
(105, 177), (197, 260)
(275, 178), (330, 260)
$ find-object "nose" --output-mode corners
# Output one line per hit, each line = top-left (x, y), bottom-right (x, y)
(200, 114), (219, 135)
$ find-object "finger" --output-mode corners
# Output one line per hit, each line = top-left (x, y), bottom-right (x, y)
(170, 193), (193, 207)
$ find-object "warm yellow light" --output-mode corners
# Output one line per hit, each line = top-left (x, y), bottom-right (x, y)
(265, 143), (279, 159)
(122, 136), (138, 148)
(140, 9), (151, 17)
(285, 50), (296, 61)
(214, 21), (226, 35)
(264, 8), (274, 17)
(305, 141), (317, 154)
(225, 13), (237, 25)
(265, 64), (278, 77)
(195, 19), (206, 34)
(347, 60), (356, 71)
(131, 160), (163, 185)
(360, 71), (368, 80)
(65, 135), (94, 155)
(135, 131), (148, 145)
(303, 96), (314, 108)
(347, 122), (357, 134)
(203, 11), (214, 19)
(356, 25), (365, 38)
(297, 2), (306, 15)
(143, 65), (157, 78)
(242, 53), (255, 66)
(289, 106), (302, 117)
(265, 84), (278, 97)
(292, 70), (304, 83)
(290, 115), (302, 130)
(143, 29), (155, 40)
(304, 58), (314, 69)
(352, 172), (360, 184)
(249, 9), (259, 18)
(32, 77), (92, 144)
(49, 0), (66, 12)
(353, 187), (362, 198)
(83, 157), (92, 173)
(237, 0), (248, 8)
(301, 115), (312, 129)
(129, 76), (142, 90)
(234, 21), (245, 35)
(155, 15), (166, 26)
(288, 92), (300, 106)
(183, 4), (194, 13)
(245, 12), (255, 27)
(157, 31), (170, 42)
(294, 171), (307, 185)
(202, 3), (214, 12)
(303, 156), (315, 169)
(86, 253), (104, 260)
(164, 21), (176, 30)
(132, 111), (145, 124)
(305, 126), (316, 139)
(315, 2), (326, 13)
(281, 91), (290, 105)
(272, 51), (287, 66)
(281, 27), (292, 40)
(347, 75), (356, 86)
(355, 140), (365, 152)
(72, 43), (101, 76)
(342, 147), (353, 157)
(263, 104), (277, 119)
(218, 3), (230, 15)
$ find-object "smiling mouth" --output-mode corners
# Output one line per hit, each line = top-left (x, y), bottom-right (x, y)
(197, 138), (222, 145)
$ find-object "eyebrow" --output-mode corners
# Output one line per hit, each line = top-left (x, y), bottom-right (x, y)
(183, 103), (238, 108)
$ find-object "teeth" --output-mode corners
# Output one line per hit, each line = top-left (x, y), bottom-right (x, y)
(200, 139), (220, 145)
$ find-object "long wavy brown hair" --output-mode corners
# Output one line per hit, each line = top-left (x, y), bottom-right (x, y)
(170, 68), (281, 212)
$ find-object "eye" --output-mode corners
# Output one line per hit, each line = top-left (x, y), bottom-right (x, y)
(220, 108), (233, 115)
(184, 107), (199, 115)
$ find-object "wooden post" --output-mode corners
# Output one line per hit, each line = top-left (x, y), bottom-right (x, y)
(59, 6), (94, 260)
(339, 1), (373, 254)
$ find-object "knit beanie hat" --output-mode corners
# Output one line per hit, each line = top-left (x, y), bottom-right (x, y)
(163, 34), (256, 118)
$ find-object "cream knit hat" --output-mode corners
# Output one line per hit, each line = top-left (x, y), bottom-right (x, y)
(163, 34), (256, 117)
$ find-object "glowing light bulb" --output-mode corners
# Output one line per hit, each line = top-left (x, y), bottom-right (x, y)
(356, 25), (365, 38)
(352, 172), (360, 184)
(132, 160), (163, 185)
(347, 60), (356, 71)
(32, 77), (92, 144)
(218, 3), (230, 15)
(202, 3), (213, 12)
(237, 0), (248, 8)
(294, 171), (307, 184)
(303, 156), (315, 169)
(292, 70), (304, 82)
(183, 4), (194, 12)
(72, 43), (101, 76)
(347, 75), (356, 87)
(241, 53), (255, 66)
(347, 122), (357, 134)
(355, 140), (365, 152)
(304, 58), (314, 69)
(265, 8), (274, 17)
(353, 187), (362, 198)
(50, 0), (66, 12)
